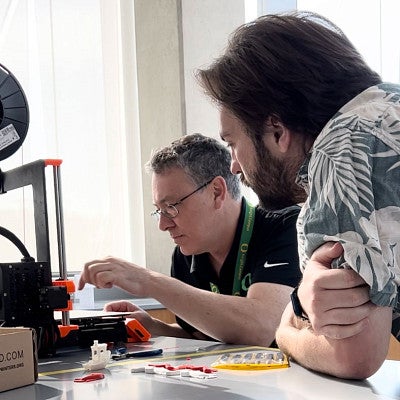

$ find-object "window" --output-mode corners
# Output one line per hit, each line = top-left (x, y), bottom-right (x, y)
(253, 0), (400, 83)
(298, 0), (400, 83)
(0, 0), (143, 274)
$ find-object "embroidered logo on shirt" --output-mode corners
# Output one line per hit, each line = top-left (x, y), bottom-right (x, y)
(264, 261), (289, 268)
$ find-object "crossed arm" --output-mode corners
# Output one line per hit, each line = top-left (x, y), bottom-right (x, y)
(78, 257), (292, 346)
(275, 242), (392, 379)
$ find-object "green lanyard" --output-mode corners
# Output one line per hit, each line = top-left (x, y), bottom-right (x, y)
(210, 200), (255, 296)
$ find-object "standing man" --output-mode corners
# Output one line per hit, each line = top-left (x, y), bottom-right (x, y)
(197, 11), (400, 378)
(79, 133), (301, 346)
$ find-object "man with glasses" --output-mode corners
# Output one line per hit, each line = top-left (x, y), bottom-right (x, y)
(79, 133), (301, 346)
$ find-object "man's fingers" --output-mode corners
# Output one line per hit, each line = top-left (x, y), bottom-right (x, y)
(310, 242), (344, 264)
(312, 301), (375, 332)
(309, 267), (368, 290)
(311, 285), (371, 310)
(91, 270), (114, 288)
(79, 262), (116, 289)
(317, 318), (369, 339)
(78, 276), (86, 290)
(104, 300), (138, 312)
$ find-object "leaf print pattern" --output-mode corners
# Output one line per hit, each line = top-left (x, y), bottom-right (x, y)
(297, 84), (400, 318)
(312, 122), (375, 216)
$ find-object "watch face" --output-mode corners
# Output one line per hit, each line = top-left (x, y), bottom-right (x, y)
(0, 64), (29, 162)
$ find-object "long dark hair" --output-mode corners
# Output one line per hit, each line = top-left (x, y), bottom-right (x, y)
(197, 11), (382, 142)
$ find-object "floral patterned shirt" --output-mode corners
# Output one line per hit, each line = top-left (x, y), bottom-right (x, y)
(296, 83), (400, 338)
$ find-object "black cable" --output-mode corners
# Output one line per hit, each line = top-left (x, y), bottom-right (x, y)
(0, 226), (35, 262)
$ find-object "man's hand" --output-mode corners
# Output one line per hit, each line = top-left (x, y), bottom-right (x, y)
(277, 241), (391, 379)
(104, 300), (155, 330)
(104, 300), (141, 315)
(78, 256), (149, 297)
(298, 242), (376, 339)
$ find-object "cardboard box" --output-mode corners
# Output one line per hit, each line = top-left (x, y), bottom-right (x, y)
(0, 327), (37, 392)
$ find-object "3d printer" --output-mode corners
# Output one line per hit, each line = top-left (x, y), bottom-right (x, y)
(0, 64), (148, 357)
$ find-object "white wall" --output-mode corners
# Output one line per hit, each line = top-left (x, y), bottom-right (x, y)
(133, 0), (247, 273)
(182, 0), (245, 139)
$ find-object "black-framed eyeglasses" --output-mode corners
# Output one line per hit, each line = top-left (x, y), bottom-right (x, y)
(151, 178), (214, 220)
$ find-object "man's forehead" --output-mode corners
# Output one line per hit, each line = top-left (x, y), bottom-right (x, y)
(152, 170), (191, 203)
(220, 107), (245, 130)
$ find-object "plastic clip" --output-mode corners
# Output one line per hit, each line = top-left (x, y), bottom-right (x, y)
(74, 372), (105, 383)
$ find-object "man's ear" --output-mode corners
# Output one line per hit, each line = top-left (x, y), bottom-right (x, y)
(265, 116), (292, 154)
(211, 176), (227, 209)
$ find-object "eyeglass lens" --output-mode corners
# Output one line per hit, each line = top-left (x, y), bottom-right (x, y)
(151, 178), (213, 220)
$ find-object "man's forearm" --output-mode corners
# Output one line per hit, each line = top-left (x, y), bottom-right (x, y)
(79, 256), (292, 346)
(276, 304), (392, 379)
(146, 272), (290, 346)
(149, 320), (193, 339)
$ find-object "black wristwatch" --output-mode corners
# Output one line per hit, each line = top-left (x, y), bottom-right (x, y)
(290, 286), (309, 321)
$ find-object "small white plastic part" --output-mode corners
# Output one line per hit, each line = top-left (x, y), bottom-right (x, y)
(82, 340), (111, 371)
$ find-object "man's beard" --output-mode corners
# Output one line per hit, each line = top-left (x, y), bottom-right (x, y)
(241, 146), (307, 210)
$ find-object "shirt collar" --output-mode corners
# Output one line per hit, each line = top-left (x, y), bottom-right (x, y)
(295, 152), (311, 195)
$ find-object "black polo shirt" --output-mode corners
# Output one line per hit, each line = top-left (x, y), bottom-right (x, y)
(170, 198), (301, 336)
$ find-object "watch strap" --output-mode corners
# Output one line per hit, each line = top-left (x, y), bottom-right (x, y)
(290, 286), (309, 321)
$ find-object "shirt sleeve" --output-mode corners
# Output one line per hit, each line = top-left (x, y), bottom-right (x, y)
(300, 124), (400, 308)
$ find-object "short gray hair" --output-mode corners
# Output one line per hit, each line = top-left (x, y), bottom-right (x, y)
(146, 133), (241, 200)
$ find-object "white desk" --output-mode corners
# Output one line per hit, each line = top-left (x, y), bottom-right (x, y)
(1, 337), (399, 400)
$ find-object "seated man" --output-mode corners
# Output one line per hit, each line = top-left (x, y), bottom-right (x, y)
(79, 133), (301, 346)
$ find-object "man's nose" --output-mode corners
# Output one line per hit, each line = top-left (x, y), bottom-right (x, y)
(158, 213), (176, 231)
(230, 157), (242, 175)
